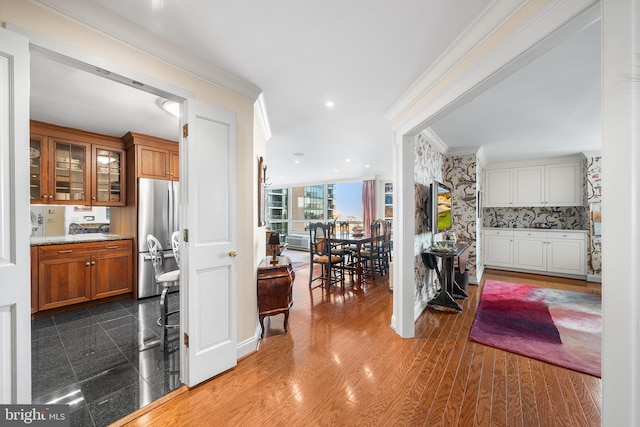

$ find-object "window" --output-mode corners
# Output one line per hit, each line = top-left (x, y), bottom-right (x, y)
(267, 182), (364, 239)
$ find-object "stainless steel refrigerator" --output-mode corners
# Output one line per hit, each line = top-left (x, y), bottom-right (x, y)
(137, 178), (179, 298)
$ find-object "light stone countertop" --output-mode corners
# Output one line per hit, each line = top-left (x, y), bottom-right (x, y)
(483, 227), (587, 233)
(30, 234), (133, 246)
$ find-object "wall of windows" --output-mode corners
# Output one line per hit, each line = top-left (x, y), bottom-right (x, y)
(267, 182), (363, 239)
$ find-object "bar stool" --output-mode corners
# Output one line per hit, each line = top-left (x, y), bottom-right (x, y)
(147, 234), (180, 351)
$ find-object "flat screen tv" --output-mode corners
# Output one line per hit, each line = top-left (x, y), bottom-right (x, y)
(432, 180), (452, 234)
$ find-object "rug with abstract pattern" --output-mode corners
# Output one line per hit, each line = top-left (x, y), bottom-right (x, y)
(469, 279), (601, 377)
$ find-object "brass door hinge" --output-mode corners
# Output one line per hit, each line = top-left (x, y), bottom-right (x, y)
(183, 228), (189, 242)
(184, 332), (189, 347)
(183, 123), (189, 138)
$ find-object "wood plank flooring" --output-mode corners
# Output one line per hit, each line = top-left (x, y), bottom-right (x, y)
(116, 264), (601, 427)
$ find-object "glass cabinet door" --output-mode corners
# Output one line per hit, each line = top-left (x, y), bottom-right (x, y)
(52, 139), (90, 204)
(93, 146), (125, 206)
(30, 135), (49, 203)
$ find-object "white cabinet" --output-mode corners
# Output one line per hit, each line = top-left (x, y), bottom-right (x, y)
(545, 162), (582, 206)
(485, 169), (513, 207)
(486, 228), (586, 276)
(484, 229), (513, 268)
(513, 166), (544, 206)
(513, 230), (546, 270)
(486, 159), (583, 207)
(546, 232), (586, 275)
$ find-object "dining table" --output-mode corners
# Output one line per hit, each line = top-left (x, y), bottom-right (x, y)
(329, 232), (371, 289)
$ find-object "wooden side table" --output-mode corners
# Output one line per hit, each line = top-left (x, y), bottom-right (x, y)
(257, 257), (294, 338)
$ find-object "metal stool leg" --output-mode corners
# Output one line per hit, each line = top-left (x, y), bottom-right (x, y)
(159, 286), (169, 351)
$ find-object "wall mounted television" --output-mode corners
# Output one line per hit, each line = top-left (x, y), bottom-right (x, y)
(432, 180), (452, 234)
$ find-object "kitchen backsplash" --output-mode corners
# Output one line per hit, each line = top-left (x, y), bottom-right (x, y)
(482, 206), (587, 230)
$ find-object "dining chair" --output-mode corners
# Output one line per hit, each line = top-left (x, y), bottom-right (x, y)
(308, 222), (344, 289)
(361, 219), (386, 279)
(171, 230), (180, 264)
(147, 234), (180, 351)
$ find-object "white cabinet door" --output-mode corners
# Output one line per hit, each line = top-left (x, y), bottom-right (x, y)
(547, 235), (585, 275)
(485, 169), (512, 207)
(513, 231), (546, 270)
(513, 166), (544, 206)
(545, 162), (583, 206)
(484, 232), (513, 268)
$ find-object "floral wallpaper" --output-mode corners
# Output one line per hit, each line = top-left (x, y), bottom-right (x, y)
(481, 206), (587, 230)
(586, 155), (602, 277)
(444, 154), (478, 280)
(414, 134), (444, 316)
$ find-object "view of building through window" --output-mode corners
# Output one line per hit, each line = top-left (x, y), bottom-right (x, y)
(267, 181), (363, 240)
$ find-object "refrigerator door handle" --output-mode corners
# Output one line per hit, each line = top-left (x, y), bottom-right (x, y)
(167, 181), (173, 247)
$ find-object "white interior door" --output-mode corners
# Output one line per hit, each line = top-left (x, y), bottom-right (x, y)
(0, 27), (31, 403)
(181, 99), (237, 387)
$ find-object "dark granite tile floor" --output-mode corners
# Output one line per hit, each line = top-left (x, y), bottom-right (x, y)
(32, 294), (181, 427)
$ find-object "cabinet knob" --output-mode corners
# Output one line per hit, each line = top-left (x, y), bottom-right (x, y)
(85, 262), (90, 266)
(91, 261), (96, 265)
(48, 195), (53, 199)
(92, 197), (96, 200)
(228, 251), (237, 257)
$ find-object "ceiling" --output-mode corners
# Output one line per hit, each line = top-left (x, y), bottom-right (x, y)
(29, 1), (601, 187)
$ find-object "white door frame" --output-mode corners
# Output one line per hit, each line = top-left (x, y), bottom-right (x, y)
(0, 26), (31, 404)
(5, 22), (240, 389)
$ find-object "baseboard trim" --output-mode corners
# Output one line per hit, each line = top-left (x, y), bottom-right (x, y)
(587, 274), (602, 283)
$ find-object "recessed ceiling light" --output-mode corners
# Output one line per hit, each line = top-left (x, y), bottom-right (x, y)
(345, 158), (351, 162)
(365, 164), (370, 168)
(294, 160), (299, 164)
(326, 101), (334, 108)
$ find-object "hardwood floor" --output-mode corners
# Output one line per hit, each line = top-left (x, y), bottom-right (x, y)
(116, 265), (601, 426)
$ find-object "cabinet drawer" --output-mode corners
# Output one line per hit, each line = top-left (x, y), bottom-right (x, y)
(484, 229), (513, 237)
(513, 230), (545, 238)
(547, 231), (586, 240)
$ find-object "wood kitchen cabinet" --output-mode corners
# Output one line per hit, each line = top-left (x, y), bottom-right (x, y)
(122, 132), (179, 181)
(36, 240), (133, 312)
(30, 121), (126, 206)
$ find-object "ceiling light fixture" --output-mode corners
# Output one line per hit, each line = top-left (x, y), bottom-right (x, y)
(326, 101), (334, 108)
(161, 100), (180, 117)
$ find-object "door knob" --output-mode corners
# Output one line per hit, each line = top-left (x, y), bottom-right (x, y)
(228, 251), (237, 257)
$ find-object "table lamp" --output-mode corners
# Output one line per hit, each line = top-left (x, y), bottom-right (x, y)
(268, 232), (280, 264)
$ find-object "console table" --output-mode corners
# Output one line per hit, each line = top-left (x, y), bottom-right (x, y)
(257, 257), (295, 338)
(421, 241), (471, 312)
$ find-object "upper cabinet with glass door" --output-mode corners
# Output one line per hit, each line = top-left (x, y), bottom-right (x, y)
(30, 121), (126, 206)
(30, 134), (49, 203)
(52, 138), (91, 204)
(92, 146), (125, 206)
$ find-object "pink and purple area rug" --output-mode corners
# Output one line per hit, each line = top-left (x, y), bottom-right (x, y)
(469, 280), (601, 377)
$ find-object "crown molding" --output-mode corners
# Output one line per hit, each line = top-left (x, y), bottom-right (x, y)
(419, 128), (448, 155)
(448, 146), (484, 159)
(582, 150), (602, 158)
(387, 0), (600, 135)
(255, 93), (272, 142)
(385, 0), (529, 122)
(30, 0), (262, 102)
